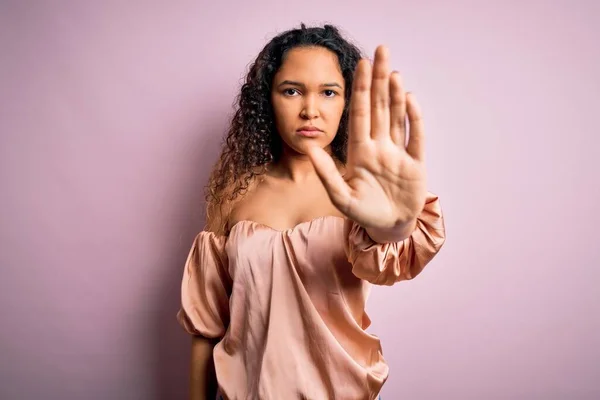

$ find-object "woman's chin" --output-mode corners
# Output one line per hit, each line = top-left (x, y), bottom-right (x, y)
(280, 135), (332, 158)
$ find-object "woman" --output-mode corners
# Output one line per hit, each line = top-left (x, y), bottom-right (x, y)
(177, 24), (446, 400)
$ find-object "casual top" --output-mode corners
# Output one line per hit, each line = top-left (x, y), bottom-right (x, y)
(177, 192), (446, 400)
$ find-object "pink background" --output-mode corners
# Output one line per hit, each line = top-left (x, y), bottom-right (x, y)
(1, 1), (598, 399)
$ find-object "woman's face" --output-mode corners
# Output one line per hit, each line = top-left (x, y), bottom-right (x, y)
(271, 46), (346, 157)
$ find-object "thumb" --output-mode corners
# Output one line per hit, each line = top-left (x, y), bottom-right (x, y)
(307, 146), (351, 211)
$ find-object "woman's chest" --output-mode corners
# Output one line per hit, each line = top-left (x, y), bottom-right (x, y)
(228, 177), (344, 233)
(224, 218), (356, 296)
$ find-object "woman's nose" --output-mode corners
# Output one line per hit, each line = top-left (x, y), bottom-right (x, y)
(300, 96), (319, 119)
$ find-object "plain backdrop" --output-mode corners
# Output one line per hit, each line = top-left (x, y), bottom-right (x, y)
(1, 1), (599, 399)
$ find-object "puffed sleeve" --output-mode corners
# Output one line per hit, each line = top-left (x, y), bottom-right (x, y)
(176, 231), (232, 339)
(345, 192), (446, 286)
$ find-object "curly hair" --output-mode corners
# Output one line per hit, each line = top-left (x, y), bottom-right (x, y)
(204, 23), (364, 234)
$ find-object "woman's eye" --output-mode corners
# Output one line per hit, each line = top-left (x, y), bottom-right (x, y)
(283, 88), (300, 96)
(323, 90), (337, 97)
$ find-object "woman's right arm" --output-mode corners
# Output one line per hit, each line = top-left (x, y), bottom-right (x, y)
(190, 336), (218, 400)
(178, 231), (231, 400)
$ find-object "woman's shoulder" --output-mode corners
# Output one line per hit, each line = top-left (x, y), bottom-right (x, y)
(226, 173), (275, 231)
(192, 229), (227, 242)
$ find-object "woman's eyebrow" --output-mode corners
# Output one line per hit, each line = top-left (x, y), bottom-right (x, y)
(278, 80), (343, 89)
(322, 82), (343, 89)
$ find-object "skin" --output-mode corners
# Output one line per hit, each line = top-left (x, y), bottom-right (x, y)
(229, 46), (348, 230)
(230, 45), (427, 240)
(189, 337), (218, 400)
(308, 45), (427, 243)
(192, 44), (428, 399)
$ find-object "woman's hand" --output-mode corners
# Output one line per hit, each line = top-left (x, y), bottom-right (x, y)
(308, 45), (427, 241)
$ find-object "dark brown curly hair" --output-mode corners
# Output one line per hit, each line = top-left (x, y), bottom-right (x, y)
(204, 23), (364, 234)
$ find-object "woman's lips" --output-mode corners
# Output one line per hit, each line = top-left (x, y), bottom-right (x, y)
(296, 127), (323, 138)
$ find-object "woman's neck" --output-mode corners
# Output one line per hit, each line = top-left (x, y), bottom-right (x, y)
(272, 152), (316, 183)
(272, 144), (343, 183)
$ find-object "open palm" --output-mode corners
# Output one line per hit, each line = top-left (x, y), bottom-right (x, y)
(308, 45), (427, 230)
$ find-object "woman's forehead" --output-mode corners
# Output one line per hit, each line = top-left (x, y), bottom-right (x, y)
(275, 47), (344, 85)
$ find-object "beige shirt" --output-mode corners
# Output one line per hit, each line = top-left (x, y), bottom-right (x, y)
(177, 193), (446, 400)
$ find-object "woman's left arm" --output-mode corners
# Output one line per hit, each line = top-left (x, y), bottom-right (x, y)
(345, 192), (446, 286)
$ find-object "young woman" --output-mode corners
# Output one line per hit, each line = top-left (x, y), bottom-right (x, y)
(177, 24), (446, 400)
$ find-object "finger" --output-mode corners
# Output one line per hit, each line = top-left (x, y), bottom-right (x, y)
(307, 146), (352, 212)
(406, 92), (425, 161)
(389, 71), (407, 146)
(348, 58), (372, 144)
(370, 45), (391, 141)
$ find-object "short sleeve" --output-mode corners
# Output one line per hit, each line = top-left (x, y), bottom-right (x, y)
(176, 231), (232, 339)
(345, 192), (446, 286)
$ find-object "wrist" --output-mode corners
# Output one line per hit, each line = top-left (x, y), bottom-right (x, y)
(365, 218), (417, 244)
